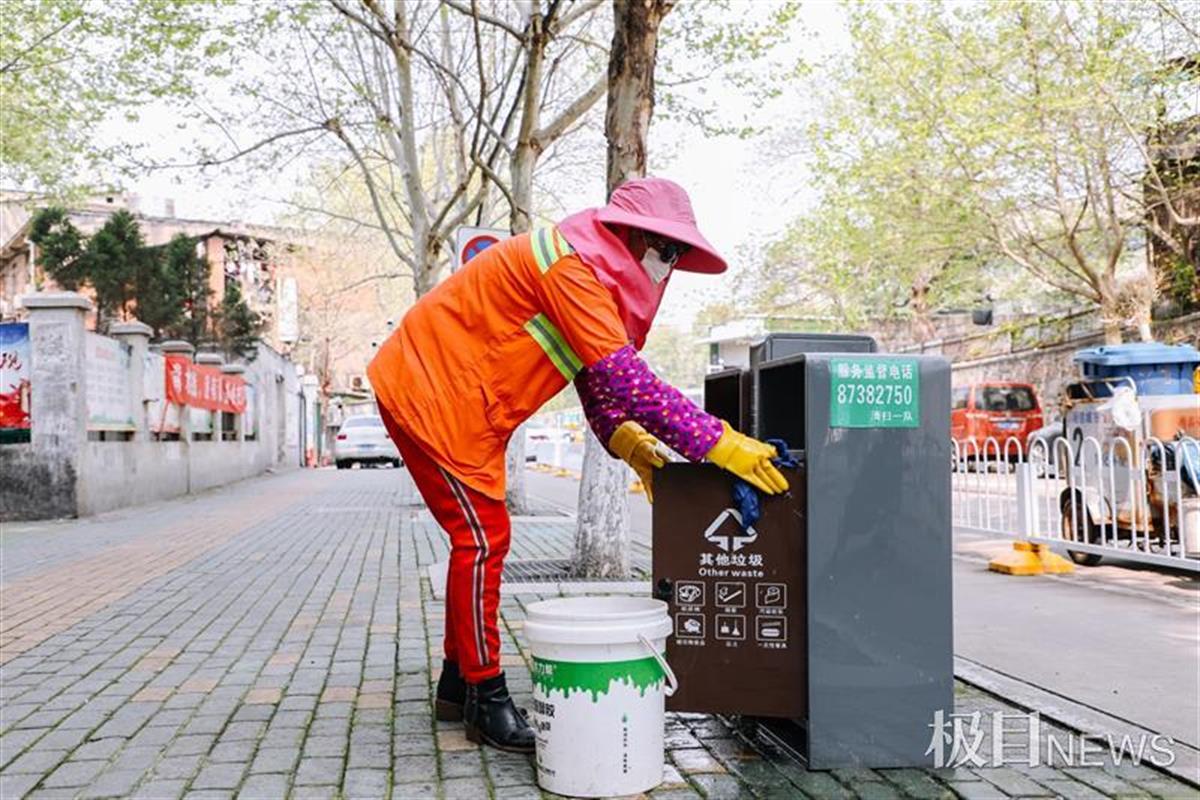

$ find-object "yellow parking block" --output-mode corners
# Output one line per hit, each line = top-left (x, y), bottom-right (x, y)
(988, 541), (1074, 575)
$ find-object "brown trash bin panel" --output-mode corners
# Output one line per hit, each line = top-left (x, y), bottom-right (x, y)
(652, 463), (806, 718)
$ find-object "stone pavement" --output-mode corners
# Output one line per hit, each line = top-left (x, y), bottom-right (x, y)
(0, 468), (1195, 799)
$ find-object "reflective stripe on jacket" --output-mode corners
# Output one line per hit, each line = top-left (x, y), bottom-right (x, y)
(367, 226), (628, 500)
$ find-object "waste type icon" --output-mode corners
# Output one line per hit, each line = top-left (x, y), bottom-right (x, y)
(676, 613), (705, 638)
(716, 614), (746, 641)
(675, 582), (704, 606)
(755, 617), (787, 643)
(715, 582), (746, 607)
(756, 583), (787, 608)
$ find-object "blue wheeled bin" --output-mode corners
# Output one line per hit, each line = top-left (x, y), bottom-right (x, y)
(1072, 342), (1200, 396)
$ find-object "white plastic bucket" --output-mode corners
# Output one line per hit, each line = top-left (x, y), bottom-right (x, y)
(523, 596), (677, 798)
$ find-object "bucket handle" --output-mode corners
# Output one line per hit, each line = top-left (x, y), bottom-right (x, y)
(637, 634), (678, 697)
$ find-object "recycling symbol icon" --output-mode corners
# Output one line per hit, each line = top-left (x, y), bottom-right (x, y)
(703, 508), (757, 552)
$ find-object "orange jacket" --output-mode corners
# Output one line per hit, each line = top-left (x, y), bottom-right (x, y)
(367, 228), (627, 500)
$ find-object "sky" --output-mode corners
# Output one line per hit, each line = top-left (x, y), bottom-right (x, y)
(98, 1), (853, 331)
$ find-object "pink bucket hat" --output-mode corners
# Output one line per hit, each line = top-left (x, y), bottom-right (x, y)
(594, 177), (728, 274)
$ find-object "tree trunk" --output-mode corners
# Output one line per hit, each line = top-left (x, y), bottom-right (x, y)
(909, 279), (937, 343)
(1100, 293), (1123, 345)
(510, 39), (540, 236)
(1102, 321), (1123, 345)
(1136, 318), (1153, 343)
(572, 429), (632, 578)
(402, 225), (457, 302)
(503, 166), (532, 512)
(572, 0), (674, 579)
(604, 0), (672, 190)
(504, 16), (544, 515)
(505, 422), (530, 514)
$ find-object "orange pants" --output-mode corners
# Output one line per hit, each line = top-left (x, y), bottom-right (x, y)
(378, 403), (510, 683)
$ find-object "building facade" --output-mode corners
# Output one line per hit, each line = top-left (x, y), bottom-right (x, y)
(0, 192), (304, 352)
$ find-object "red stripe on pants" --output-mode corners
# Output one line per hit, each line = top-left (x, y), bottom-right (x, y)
(377, 402), (510, 683)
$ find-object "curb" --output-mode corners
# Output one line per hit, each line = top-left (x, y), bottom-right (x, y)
(954, 655), (1200, 788)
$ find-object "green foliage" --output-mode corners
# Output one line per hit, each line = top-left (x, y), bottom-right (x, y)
(0, 1), (86, 190)
(0, 0), (239, 191)
(692, 302), (740, 336)
(1163, 256), (1199, 311)
(27, 210), (237, 344)
(745, 203), (992, 330)
(84, 210), (147, 324)
(27, 207), (86, 289)
(216, 280), (263, 362)
(756, 1), (1197, 335)
(641, 325), (706, 390)
(29, 207), (152, 325)
(159, 234), (213, 344)
(658, 0), (805, 138)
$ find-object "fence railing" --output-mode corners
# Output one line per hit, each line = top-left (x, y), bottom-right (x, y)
(952, 435), (1200, 572)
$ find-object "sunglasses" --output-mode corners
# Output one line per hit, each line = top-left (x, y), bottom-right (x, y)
(643, 233), (691, 267)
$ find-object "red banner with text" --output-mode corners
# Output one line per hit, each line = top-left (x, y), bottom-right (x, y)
(164, 355), (247, 413)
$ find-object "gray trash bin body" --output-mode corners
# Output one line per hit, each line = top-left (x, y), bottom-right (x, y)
(656, 339), (953, 769)
(796, 354), (953, 769)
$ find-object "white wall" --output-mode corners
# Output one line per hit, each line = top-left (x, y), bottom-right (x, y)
(4, 293), (303, 521)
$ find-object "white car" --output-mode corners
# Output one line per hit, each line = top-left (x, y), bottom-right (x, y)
(333, 415), (401, 469)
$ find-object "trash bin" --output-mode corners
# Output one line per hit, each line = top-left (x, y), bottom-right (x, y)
(1073, 342), (1200, 396)
(749, 332), (877, 368)
(703, 367), (752, 433)
(735, 333), (879, 436)
(654, 350), (953, 769)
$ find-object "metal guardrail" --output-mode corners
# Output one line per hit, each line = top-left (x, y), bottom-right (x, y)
(952, 435), (1200, 572)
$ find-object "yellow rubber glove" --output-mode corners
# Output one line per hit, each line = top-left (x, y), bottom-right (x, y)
(608, 421), (668, 502)
(706, 421), (790, 495)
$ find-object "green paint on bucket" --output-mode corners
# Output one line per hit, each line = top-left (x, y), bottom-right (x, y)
(532, 656), (664, 702)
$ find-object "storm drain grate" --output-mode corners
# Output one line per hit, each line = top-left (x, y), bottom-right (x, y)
(502, 558), (649, 583)
(430, 555), (651, 598)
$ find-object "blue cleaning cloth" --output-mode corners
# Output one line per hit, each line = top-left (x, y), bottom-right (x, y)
(731, 439), (797, 531)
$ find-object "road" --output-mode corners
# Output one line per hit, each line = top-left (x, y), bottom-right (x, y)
(525, 469), (1200, 748)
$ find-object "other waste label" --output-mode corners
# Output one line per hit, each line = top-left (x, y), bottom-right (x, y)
(829, 357), (920, 428)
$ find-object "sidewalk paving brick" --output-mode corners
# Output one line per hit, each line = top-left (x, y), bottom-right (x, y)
(1, 469), (1195, 799)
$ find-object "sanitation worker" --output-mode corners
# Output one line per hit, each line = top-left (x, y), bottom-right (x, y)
(368, 177), (789, 752)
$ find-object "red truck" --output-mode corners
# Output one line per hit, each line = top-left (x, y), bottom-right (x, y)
(952, 381), (1044, 460)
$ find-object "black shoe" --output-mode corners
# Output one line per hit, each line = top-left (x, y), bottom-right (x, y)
(464, 673), (535, 753)
(435, 659), (466, 721)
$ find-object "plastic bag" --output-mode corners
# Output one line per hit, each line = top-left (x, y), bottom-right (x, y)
(1106, 386), (1141, 432)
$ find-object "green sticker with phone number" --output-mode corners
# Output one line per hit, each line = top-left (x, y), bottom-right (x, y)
(829, 357), (920, 428)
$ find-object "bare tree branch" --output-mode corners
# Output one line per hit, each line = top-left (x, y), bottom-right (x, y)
(440, 0), (525, 40)
(325, 117), (417, 270)
(0, 15), (78, 74)
(534, 72), (606, 146)
(553, 0), (605, 33)
(328, 0), (392, 46)
(146, 124), (330, 169)
(336, 270), (415, 293)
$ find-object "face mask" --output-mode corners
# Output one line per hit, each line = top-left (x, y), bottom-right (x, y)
(641, 247), (672, 284)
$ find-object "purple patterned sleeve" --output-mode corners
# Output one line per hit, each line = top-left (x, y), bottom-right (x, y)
(574, 345), (724, 462)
